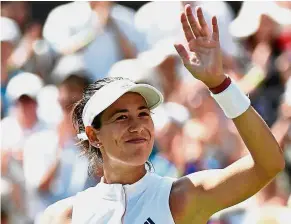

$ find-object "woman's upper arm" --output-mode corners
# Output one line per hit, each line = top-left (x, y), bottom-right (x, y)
(170, 155), (273, 222)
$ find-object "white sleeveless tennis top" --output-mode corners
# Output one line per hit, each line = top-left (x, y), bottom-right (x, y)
(72, 172), (176, 224)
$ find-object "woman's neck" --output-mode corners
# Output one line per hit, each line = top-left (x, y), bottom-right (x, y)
(102, 163), (147, 185)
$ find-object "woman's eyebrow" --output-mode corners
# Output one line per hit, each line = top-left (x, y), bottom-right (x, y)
(138, 106), (149, 111)
(109, 106), (149, 118)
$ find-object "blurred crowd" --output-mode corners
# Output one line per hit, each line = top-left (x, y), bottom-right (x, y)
(1, 1), (291, 224)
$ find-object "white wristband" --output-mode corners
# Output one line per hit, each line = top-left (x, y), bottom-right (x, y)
(210, 80), (251, 119)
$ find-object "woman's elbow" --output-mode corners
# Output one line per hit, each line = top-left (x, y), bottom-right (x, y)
(266, 154), (286, 178)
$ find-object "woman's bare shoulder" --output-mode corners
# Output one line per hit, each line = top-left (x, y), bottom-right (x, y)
(40, 196), (75, 224)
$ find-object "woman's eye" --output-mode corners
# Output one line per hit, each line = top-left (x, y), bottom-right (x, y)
(139, 112), (150, 117)
(116, 115), (127, 120)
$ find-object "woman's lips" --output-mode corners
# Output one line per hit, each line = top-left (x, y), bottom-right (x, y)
(125, 138), (147, 144)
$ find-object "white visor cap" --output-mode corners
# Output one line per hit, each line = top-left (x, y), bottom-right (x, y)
(82, 79), (164, 127)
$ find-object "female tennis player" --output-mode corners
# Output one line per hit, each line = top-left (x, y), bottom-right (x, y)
(41, 5), (285, 224)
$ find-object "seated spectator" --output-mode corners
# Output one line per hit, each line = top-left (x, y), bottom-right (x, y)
(135, 1), (240, 73)
(1, 72), (45, 223)
(109, 37), (187, 101)
(22, 74), (96, 223)
(230, 1), (291, 126)
(43, 1), (148, 80)
(151, 102), (191, 177)
(1, 72), (45, 172)
(1, 16), (21, 117)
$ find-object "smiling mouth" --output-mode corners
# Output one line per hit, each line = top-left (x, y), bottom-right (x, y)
(125, 138), (147, 144)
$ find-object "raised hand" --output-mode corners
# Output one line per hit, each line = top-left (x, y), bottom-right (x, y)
(174, 5), (226, 88)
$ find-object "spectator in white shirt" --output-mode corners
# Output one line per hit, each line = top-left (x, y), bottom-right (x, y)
(1, 72), (45, 174)
(43, 1), (148, 80)
(22, 74), (95, 223)
(1, 17), (21, 117)
(135, 1), (239, 57)
(135, 1), (240, 76)
(1, 72), (46, 224)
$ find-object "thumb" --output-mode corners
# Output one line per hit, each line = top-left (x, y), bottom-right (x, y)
(174, 44), (190, 65)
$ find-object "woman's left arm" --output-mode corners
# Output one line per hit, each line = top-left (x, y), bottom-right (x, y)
(170, 5), (285, 221)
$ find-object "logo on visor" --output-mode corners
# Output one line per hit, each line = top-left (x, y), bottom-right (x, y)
(144, 217), (155, 224)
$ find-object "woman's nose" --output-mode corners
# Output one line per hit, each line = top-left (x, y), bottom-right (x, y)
(128, 118), (143, 133)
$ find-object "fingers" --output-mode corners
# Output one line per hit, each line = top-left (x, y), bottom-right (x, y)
(174, 44), (190, 65)
(212, 16), (219, 41)
(180, 5), (220, 55)
(181, 13), (195, 42)
(182, 5), (212, 41)
(196, 7), (210, 38)
(185, 5), (202, 38)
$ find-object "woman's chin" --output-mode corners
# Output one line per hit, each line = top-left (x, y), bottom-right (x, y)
(125, 153), (151, 167)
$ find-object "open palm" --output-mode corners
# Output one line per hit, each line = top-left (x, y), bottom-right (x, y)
(175, 5), (225, 88)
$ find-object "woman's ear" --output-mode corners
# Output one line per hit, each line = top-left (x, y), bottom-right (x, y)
(85, 126), (102, 148)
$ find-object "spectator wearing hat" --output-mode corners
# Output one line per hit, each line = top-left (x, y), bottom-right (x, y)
(135, 1), (240, 74)
(1, 72), (46, 173)
(138, 37), (186, 102)
(109, 37), (186, 102)
(229, 1), (291, 126)
(1, 72), (47, 223)
(43, 1), (147, 81)
(1, 17), (21, 117)
(151, 102), (191, 177)
(22, 74), (96, 223)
